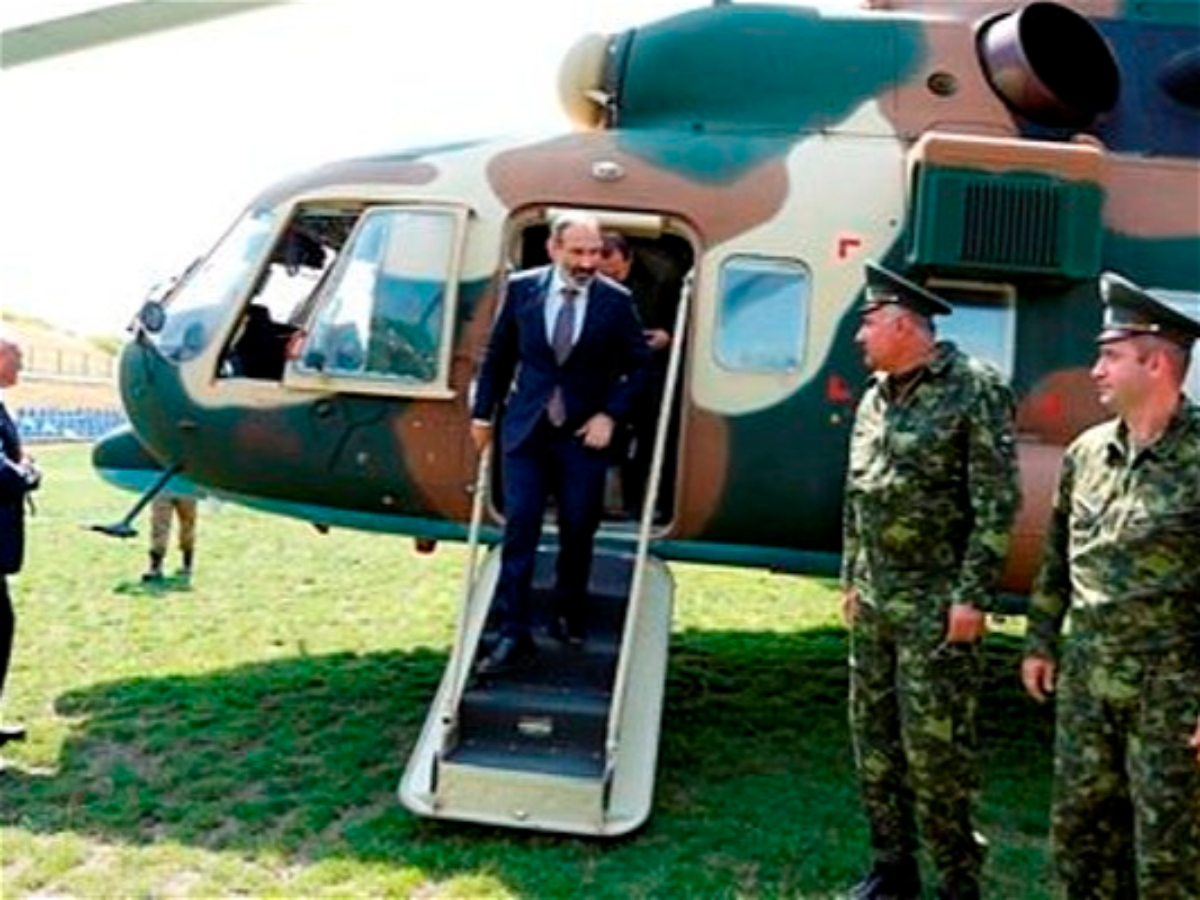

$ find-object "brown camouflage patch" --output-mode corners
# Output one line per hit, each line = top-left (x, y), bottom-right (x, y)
(487, 133), (788, 248)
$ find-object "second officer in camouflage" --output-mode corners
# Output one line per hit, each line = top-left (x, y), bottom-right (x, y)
(1022, 273), (1200, 900)
(841, 263), (1020, 900)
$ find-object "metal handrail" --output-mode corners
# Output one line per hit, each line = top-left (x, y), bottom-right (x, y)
(603, 271), (693, 784)
(438, 442), (493, 734)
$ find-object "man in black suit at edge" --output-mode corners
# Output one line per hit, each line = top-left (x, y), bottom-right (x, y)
(470, 212), (650, 674)
(0, 338), (41, 747)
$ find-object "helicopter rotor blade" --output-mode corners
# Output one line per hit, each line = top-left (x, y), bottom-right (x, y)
(2, 0), (288, 70)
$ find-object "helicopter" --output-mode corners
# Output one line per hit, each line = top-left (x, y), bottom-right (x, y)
(86, 0), (1199, 835)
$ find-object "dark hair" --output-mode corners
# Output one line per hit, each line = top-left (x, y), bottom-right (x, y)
(601, 230), (631, 259)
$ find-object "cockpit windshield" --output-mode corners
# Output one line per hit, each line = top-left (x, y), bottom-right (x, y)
(154, 208), (278, 362)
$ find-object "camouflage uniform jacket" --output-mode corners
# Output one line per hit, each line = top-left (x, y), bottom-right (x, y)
(841, 341), (1020, 613)
(1026, 399), (1200, 661)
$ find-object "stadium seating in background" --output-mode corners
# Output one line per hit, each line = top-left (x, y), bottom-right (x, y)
(14, 406), (127, 443)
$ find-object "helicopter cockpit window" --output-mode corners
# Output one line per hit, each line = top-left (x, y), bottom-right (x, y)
(154, 208), (278, 363)
(221, 211), (348, 380)
(715, 256), (810, 372)
(292, 206), (461, 392)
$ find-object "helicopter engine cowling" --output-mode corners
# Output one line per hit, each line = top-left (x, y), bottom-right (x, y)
(1159, 46), (1200, 109)
(558, 31), (613, 131)
(978, 1), (1120, 129)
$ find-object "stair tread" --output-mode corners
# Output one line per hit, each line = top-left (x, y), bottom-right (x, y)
(444, 742), (606, 779)
(461, 683), (611, 715)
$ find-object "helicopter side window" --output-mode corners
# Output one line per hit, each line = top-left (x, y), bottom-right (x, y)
(293, 206), (462, 392)
(927, 281), (1016, 381)
(715, 256), (810, 372)
(1158, 290), (1200, 401)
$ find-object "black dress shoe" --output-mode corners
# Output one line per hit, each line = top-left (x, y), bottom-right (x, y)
(547, 615), (585, 646)
(0, 724), (27, 747)
(475, 635), (537, 675)
(847, 861), (922, 900)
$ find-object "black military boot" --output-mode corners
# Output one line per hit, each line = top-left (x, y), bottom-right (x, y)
(848, 859), (922, 900)
(178, 549), (194, 581)
(141, 550), (165, 583)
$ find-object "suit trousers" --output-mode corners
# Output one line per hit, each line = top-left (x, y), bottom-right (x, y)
(493, 418), (609, 638)
(0, 576), (13, 701)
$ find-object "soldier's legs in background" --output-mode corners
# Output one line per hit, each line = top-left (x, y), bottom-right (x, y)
(1052, 645), (1138, 900)
(174, 498), (198, 575)
(143, 499), (173, 581)
(849, 605), (919, 866)
(148, 499), (172, 557)
(897, 631), (984, 889)
(1130, 650), (1200, 900)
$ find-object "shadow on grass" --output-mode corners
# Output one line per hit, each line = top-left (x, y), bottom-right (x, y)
(0, 628), (1055, 899)
(111, 575), (195, 596)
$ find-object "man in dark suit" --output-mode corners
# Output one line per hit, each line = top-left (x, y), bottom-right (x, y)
(470, 213), (650, 673)
(0, 338), (41, 746)
(598, 231), (681, 519)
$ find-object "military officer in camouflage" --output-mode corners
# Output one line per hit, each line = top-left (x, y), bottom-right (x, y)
(841, 262), (1020, 900)
(1022, 272), (1200, 900)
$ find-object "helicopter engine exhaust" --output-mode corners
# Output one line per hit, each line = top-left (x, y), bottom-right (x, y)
(978, 1), (1120, 128)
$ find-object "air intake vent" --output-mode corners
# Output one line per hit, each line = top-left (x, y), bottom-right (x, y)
(908, 166), (1103, 280)
(960, 179), (1062, 269)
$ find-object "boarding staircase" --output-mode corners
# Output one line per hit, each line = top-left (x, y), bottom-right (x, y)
(399, 541), (672, 835)
(400, 274), (691, 835)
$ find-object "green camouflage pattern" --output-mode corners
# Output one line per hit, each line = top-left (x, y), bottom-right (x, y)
(1026, 402), (1200, 658)
(1050, 643), (1199, 899)
(850, 603), (984, 882)
(842, 342), (1019, 885)
(841, 342), (1021, 613)
(1026, 402), (1200, 898)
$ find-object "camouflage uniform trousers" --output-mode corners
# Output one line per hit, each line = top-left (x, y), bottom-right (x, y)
(149, 496), (198, 556)
(1051, 638), (1200, 900)
(850, 598), (984, 884)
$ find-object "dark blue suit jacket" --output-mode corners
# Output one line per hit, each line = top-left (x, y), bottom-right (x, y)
(472, 266), (650, 452)
(0, 403), (30, 575)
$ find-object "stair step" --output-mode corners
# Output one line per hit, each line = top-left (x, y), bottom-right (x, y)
(469, 633), (618, 686)
(444, 740), (604, 779)
(457, 682), (611, 751)
(435, 757), (606, 829)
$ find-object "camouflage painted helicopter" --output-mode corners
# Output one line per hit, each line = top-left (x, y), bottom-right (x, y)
(91, 0), (1199, 835)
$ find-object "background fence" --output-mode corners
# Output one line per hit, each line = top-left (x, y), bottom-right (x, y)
(14, 405), (127, 443)
(21, 345), (116, 381)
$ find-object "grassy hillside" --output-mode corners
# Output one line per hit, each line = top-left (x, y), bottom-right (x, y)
(2, 312), (121, 409)
(0, 446), (1056, 899)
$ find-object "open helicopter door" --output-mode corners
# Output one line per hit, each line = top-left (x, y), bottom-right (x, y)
(400, 222), (691, 835)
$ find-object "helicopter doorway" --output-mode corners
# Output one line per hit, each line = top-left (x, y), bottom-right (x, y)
(496, 212), (695, 535)
(399, 210), (692, 835)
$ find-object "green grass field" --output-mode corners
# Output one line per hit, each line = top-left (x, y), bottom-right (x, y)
(1, 445), (1056, 899)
